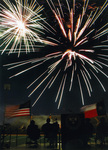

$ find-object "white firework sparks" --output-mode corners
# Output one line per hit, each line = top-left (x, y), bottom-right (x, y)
(4, 0), (108, 109)
(0, 0), (46, 56)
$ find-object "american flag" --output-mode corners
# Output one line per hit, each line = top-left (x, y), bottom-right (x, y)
(5, 101), (30, 118)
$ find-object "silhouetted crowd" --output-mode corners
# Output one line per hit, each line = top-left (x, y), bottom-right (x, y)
(26, 116), (108, 149)
(27, 118), (59, 148)
(42, 118), (59, 148)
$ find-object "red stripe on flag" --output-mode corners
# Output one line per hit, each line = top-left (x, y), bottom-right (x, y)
(11, 108), (30, 117)
(15, 108), (30, 112)
(84, 109), (98, 118)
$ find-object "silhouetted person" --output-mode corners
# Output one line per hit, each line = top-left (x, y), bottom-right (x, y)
(52, 118), (59, 148)
(42, 118), (53, 148)
(27, 120), (40, 147)
(95, 117), (107, 145)
(82, 118), (94, 147)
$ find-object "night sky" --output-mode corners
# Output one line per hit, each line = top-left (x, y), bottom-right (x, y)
(0, 0), (108, 125)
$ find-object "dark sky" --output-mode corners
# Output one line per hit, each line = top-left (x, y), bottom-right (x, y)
(0, 51), (108, 117)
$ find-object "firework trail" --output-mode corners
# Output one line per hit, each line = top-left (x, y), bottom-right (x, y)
(0, 0), (53, 56)
(4, 0), (108, 109)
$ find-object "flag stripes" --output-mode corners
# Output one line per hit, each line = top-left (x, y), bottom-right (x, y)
(5, 101), (30, 118)
(10, 108), (30, 117)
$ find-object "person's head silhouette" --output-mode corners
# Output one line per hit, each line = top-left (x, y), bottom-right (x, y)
(47, 118), (50, 123)
(30, 120), (35, 125)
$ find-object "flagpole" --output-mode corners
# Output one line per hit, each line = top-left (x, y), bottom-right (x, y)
(29, 99), (32, 123)
(2, 84), (11, 147)
(0, 104), (5, 148)
(2, 104), (6, 148)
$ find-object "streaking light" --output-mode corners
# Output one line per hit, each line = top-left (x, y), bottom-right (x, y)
(0, 0), (46, 56)
(4, 0), (108, 109)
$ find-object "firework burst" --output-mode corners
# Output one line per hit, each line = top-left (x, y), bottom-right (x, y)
(4, 0), (108, 109)
(0, 0), (48, 56)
